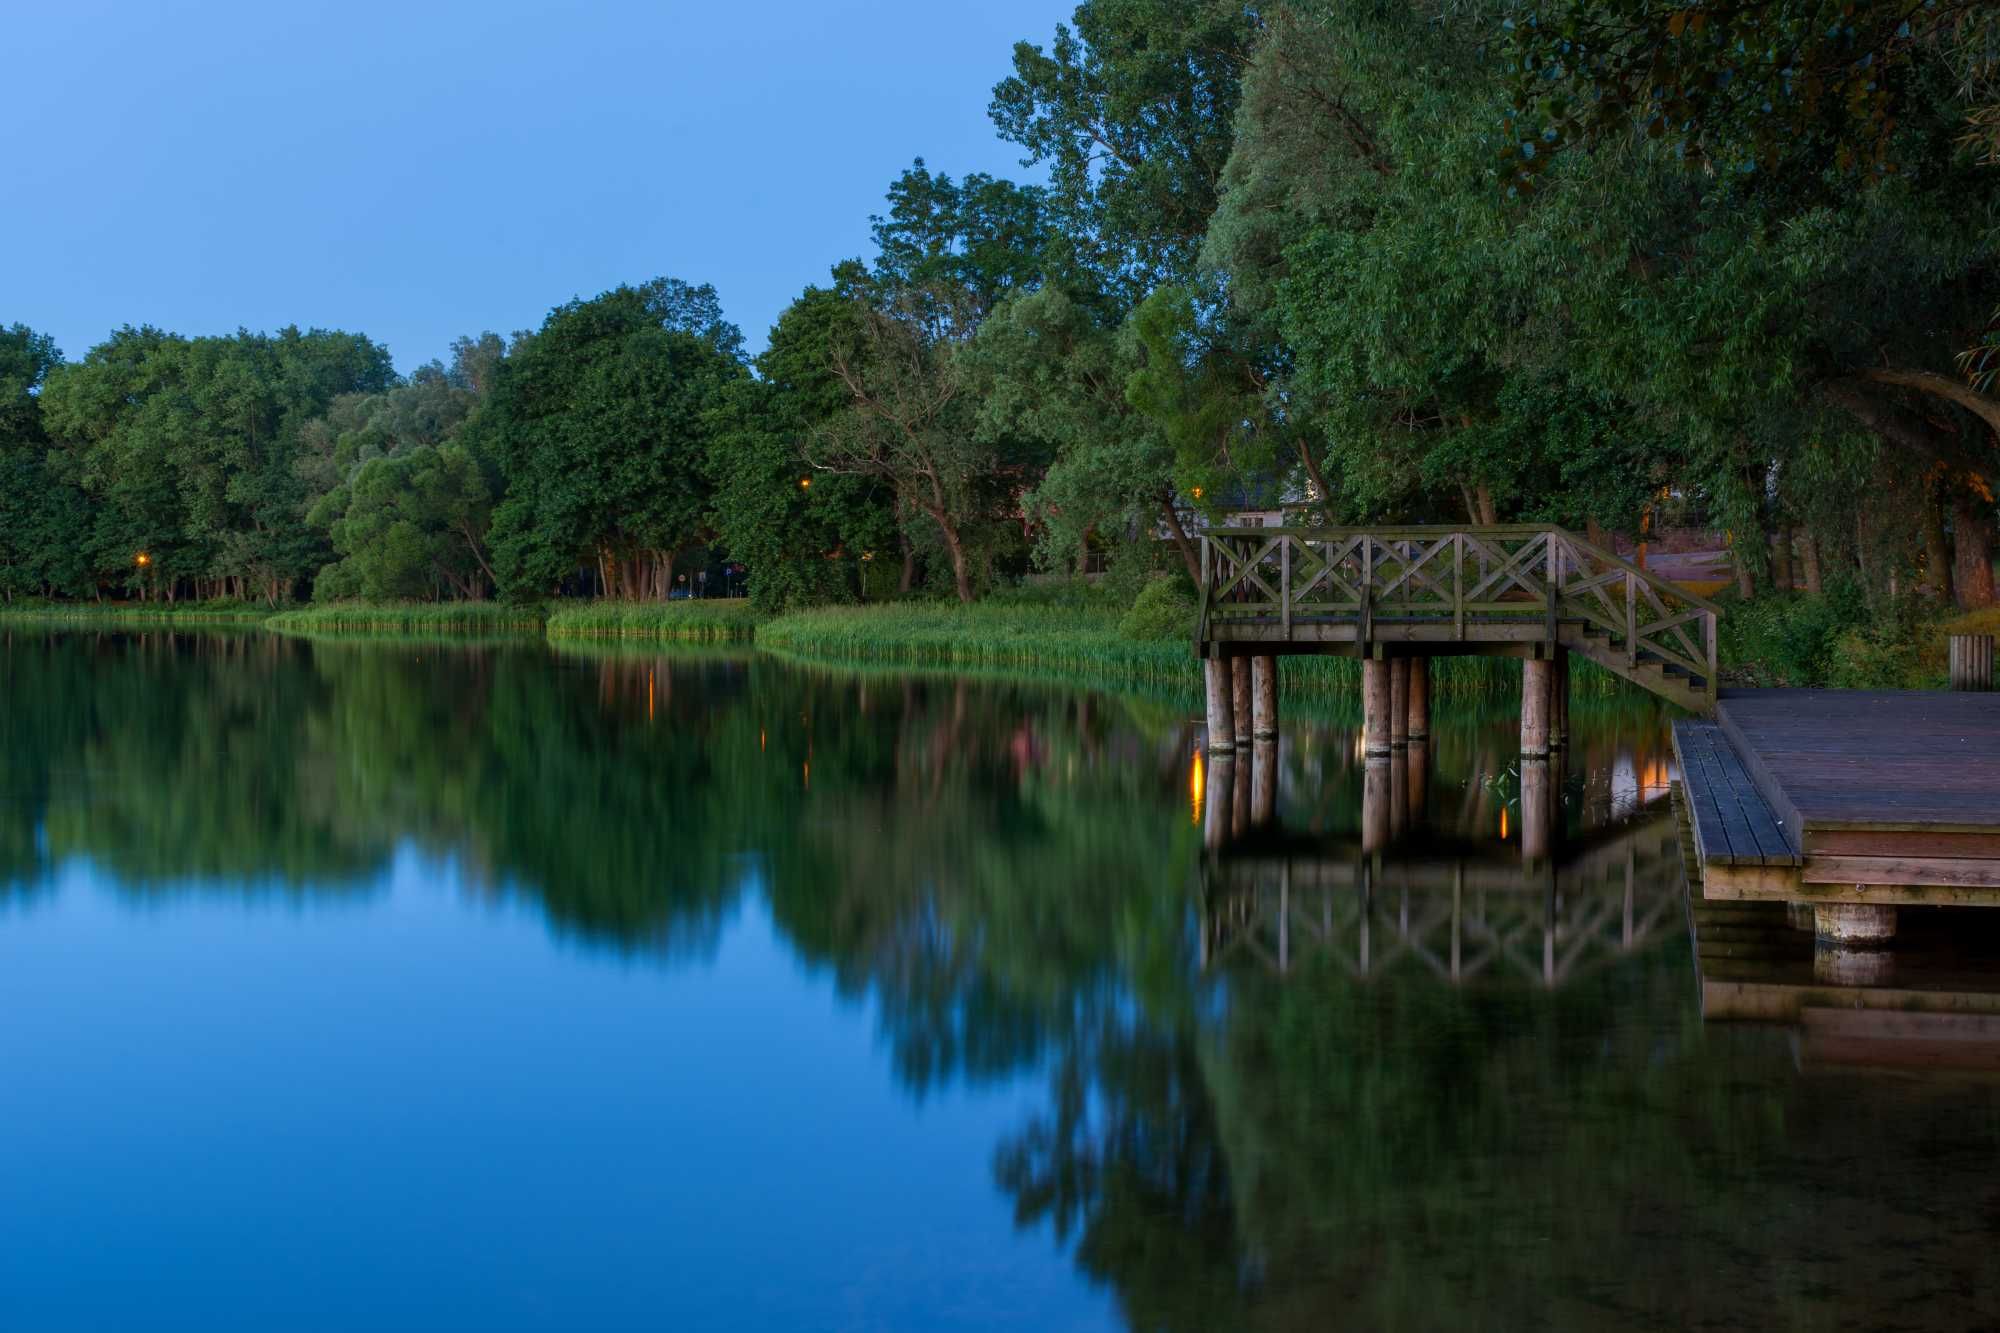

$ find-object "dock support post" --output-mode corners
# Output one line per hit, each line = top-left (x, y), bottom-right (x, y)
(1231, 657), (1252, 750)
(1362, 757), (1391, 854)
(1814, 903), (1897, 944)
(1203, 658), (1235, 752)
(1203, 752), (1235, 850)
(1520, 759), (1553, 863)
(1521, 657), (1553, 758)
(1363, 658), (1394, 757)
(1251, 656), (1277, 739)
(1951, 634), (1994, 691)
(1407, 658), (1430, 743)
(1390, 659), (1410, 749)
(1251, 738), (1277, 829)
(1550, 648), (1568, 751)
(1407, 739), (1428, 824)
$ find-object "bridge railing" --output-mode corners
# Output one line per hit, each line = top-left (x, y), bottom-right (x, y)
(1196, 525), (1720, 686)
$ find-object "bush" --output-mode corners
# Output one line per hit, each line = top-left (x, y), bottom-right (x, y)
(1118, 576), (1197, 641)
(1720, 579), (1950, 688)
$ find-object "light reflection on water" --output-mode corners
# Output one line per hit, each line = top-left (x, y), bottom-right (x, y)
(1, 630), (1997, 1330)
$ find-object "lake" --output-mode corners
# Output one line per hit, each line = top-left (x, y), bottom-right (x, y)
(3, 629), (1997, 1331)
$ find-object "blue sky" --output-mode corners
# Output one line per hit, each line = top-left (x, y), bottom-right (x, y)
(7, 0), (1076, 370)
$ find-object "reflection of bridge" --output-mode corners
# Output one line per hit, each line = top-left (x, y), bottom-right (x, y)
(1198, 733), (1681, 987)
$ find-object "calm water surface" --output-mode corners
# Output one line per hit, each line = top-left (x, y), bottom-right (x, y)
(2, 631), (1997, 1331)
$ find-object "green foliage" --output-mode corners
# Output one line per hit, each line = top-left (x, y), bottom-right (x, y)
(483, 278), (746, 598)
(1117, 576), (1197, 641)
(1719, 581), (1950, 687)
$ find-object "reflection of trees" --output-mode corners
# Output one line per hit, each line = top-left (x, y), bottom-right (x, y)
(8, 631), (1997, 1327)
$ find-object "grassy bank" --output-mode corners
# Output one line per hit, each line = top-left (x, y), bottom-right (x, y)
(544, 599), (759, 641)
(0, 599), (274, 624)
(751, 599), (1622, 698)
(265, 601), (546, 634)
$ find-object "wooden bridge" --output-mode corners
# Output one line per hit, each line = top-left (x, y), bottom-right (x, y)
(1194, 526), (1721, 755)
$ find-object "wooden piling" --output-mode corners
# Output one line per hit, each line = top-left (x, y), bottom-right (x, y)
(1363, 659), (1393, 757)
(1407, 657), (1430, 742)
(1407, 740), (1428, 823)
(1551, 648), (1569, 751)
(1203, 658), (1234, 752)
(1521, 657), (1554, 758)
(1521, 759), (1553, 862)
(1815, 903), (1897, 944)
(1390, 659), (1410, 748)
(1251, 655), (1278, 739)
(1231, 657), (1252, 749)
(1203, 753), (1235, 850)
(1951, 634), (1994, 691)
(1251, 738), (1277, 829)
(1362, 759), (1392, 854)
(1389, 749), (1409, 838)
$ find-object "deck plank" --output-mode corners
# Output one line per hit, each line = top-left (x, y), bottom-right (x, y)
(1716, 690), (2000, 844)
(1672, 720), (1800, 866)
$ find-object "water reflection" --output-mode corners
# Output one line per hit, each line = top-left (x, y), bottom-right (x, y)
(5, 630), (2000, 1328)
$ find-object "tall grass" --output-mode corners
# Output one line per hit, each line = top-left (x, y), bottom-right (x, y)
(0, 599), (274, 623)
(753, 599), (1597, 698)
(544, 599), (760, 641)
(264, 601), (546, 634)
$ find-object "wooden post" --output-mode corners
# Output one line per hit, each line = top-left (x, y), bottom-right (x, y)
(1521, 657), (1553, 758)
(1521, 758), (1552, 863)
(1203, 658), (1234, 752)
(1390, 658), (1410, 749)
(1407, 657), (1430, 742)
(1407, 738), (1428, 823)
(1251, 655), (1278, 739)
(1362, 757), (1391, 854)
(1203, 752), (1234, 850)
(1231, 735), (1251, 836)
(1230, 656), (1252, 749)
(1550, 648), (1568, 751)
(1951, 634), (1994, 691)
(1389, 749), (1409, 839)
(1250, 738), (1277, 829)
(1814, 903), (1897, 944)
(1363, 658), (1393, 757)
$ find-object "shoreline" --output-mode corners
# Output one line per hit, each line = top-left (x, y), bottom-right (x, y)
(0, 598), (1651, 702)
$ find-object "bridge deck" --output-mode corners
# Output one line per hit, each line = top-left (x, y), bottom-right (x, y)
(1680, 690), (2000, 907)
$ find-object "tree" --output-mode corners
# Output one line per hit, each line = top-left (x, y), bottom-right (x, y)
(0, 324), (93, 600)
(481, 279), (746, 599)
(38, 325), (394, 602)
(992, 1), (1262, 297)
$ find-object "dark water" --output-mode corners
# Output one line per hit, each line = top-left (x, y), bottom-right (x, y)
(2, 630), (1997, 1332)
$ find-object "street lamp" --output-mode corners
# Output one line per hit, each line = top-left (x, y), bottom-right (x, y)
(798, 477), (811, 490)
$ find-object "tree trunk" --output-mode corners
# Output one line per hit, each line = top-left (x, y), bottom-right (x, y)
(899, 534), (917, 595)
(933, 512), (974, 603)
(1474, 484), (1498, 527)
(1922, 500), (1954, 603)
(1734, 537), (1756, 600)
(1954, 497), (1997, 609)
(1800, 531), (1825, 595)
(1771, 522), (1795, 594)
(1159, 494), (1202, 584)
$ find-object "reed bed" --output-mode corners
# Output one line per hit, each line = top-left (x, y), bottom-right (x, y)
(752, 601), (1627, 698)
(543, 599), (760, 640)
(264, 602), (546, 634)
(0, 600), (274, 624)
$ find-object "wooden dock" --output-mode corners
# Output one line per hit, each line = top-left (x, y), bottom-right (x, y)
(1674, 689), (2000, 939)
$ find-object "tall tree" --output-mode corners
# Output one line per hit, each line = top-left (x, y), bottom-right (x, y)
(481, 279), (746, 599)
